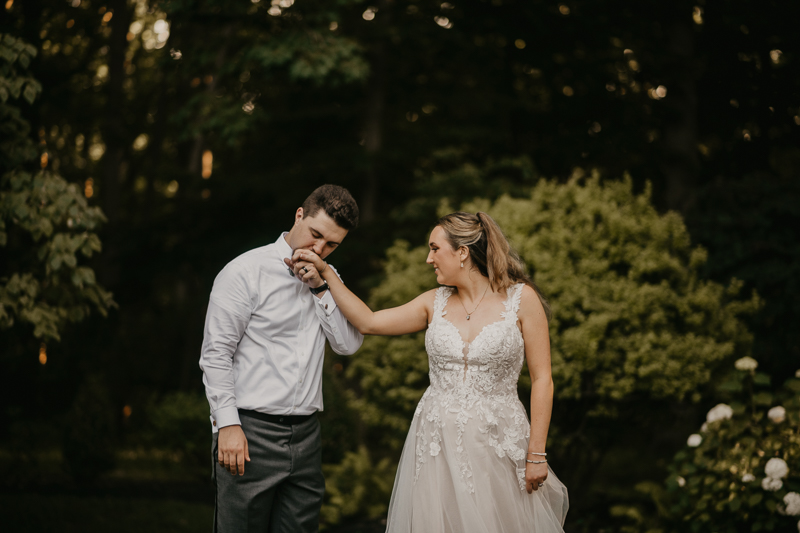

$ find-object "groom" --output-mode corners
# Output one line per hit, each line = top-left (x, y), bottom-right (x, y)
(199, 185), (363, 533)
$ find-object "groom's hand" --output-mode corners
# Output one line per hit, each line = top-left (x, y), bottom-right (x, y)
(218, 425), (250, 476)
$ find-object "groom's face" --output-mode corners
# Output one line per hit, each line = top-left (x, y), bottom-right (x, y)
(288, 208), (348, 260)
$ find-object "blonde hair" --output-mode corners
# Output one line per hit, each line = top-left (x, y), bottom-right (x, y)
(436, 211), (551, 319)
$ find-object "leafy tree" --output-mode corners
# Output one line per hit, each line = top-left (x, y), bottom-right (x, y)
(327, 172), (759, 524)
(0, 34), (113, 341)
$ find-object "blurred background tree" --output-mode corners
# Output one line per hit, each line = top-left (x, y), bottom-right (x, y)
(1, 0), (799, 531)
(1, 33), (112, 342)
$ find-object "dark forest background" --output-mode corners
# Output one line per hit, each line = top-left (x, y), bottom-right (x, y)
(1, 0), (799, 531)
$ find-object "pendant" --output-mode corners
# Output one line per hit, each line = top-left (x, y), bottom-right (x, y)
(466, 315), (471, 320)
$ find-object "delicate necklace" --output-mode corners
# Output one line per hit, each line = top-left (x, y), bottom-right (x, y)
(457, 283), (490, 320)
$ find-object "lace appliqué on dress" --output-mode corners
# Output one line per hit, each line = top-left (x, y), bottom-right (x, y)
(412, 283), (529, 494)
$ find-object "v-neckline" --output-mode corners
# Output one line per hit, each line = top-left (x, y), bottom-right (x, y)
(437, 284), (519, 348)
(439, 316), (507, 349)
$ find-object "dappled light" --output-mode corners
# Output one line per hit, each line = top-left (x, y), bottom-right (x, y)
(2, 1), (799, 532)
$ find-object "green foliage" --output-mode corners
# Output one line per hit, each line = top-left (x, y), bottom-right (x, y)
(344, 242), (437, 446)
(163, 0), (369, 146)
(334, 173), (760, 521)
(0, 35), (113, 341)
(626, 361), (800, 533)
(243, 30), (369, 85)
(62, 375), (117, 483)
(143, 392), (211, 469)
(321, 446), (397, 527)
(0, 34), (40, 170)
(690, 170), (800, 382)
(465, 173), (760, 413)
(353, 173), (759, 435)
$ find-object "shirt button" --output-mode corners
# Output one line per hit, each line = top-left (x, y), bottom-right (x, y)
(212, 420), (216, 426)
(299, 378), (304, 384)
(324, 304), (328, 310)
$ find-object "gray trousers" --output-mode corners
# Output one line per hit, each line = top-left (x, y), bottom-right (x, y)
(212, 411), (325, 533)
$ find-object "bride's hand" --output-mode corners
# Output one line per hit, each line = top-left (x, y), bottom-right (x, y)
(289, 249), (327, 274)
(284, 250), (328, 288)
(525, 462), (548, 493)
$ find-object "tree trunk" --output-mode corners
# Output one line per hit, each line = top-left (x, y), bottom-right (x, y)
(661, 21), (699, 213)
(101, 0), (132, 223)
(187, 25), (232, 176)
(360, 1), (390, 223)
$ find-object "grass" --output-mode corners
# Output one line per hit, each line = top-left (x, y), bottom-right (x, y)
(3, 493), (214, 533)
(0, 445), (385, 532)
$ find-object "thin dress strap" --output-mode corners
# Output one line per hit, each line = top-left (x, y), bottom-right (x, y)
(502, 283), (525, 321)
(432, 286), (453, 319)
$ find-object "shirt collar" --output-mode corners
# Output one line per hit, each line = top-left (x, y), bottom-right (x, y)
(276, 232), (293, 258)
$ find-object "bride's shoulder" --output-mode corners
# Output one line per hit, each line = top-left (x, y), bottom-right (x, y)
(518, 284), (547, 321)
(420, 287), (442, 304)
(408, 287), (440, 307)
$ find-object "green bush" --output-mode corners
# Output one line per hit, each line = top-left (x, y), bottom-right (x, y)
(325, 173), (760, 522)
(144, 392), (211, 469)
(321, 446), (397, 527)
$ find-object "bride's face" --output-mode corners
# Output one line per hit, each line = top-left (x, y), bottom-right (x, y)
(426, 226), (462, 285)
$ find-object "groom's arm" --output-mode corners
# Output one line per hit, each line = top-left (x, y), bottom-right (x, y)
(199, 262), (254, 431)
(311, 265), (364, 355)
(200, 262), (255, 475)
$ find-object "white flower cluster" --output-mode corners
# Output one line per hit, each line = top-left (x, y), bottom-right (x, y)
(742, 473), (755, 483)
(706, 403), (733, 424)
(695, 403), (733, 437)
(768, 406), (786, 424)
(734, 356), (758, 371)
(762, 457), (789, 492)
(785, 492), (800, 516)
(687, 434), (703, 447)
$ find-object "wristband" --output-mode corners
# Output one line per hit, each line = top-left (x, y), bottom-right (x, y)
(309, 281), (329, 295)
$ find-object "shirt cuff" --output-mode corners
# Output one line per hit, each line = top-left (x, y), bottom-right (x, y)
(315, 290), (337, 317)
(211, 405), (241, 433)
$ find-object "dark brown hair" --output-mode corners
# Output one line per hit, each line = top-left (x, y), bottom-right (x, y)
(436, 211), (551, 319)
(302, 185), (359, 230)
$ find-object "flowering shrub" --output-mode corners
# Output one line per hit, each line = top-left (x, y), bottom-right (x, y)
(664, 358), (800, 532)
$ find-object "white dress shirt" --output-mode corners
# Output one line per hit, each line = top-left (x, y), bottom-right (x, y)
(199, 233), (363, 433)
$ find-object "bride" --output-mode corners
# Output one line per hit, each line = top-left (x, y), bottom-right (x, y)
(286, 211), (568, 532)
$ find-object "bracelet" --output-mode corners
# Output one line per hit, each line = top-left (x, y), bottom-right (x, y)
(527, 452), (547, 456)
(526, 459), (547, 464)
(320, 262), (328, 274)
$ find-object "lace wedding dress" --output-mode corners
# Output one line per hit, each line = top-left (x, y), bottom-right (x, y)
(385, 283), (569, 532)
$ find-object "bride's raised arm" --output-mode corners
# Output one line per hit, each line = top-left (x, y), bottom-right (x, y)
(287, 249), (433, 336)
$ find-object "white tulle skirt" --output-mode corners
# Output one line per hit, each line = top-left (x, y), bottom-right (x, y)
(385, 396), (569, 533)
